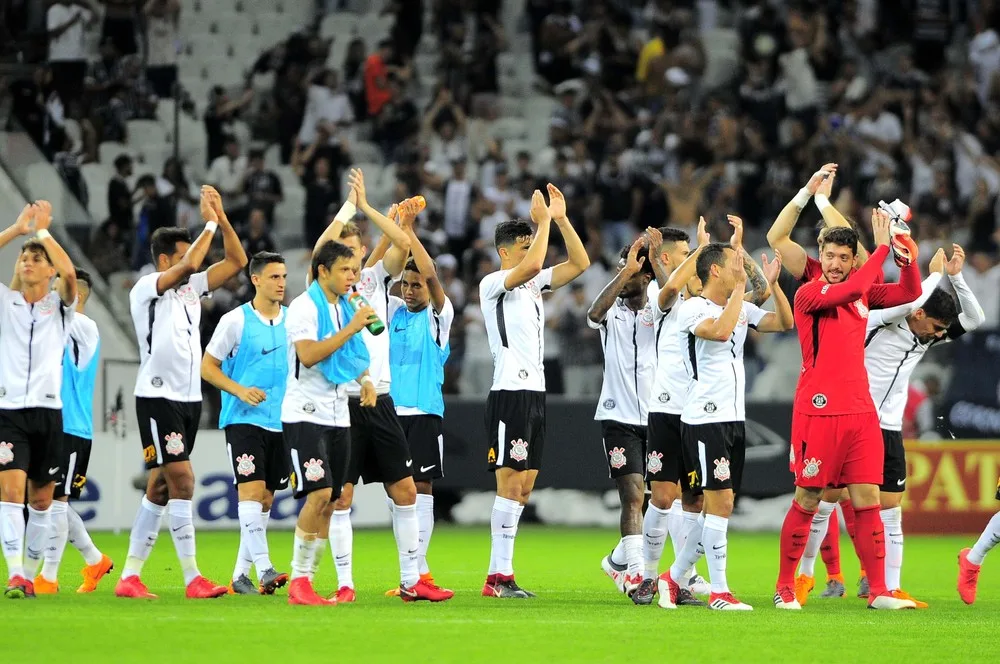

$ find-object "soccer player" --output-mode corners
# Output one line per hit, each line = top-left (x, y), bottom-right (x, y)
(115, 186), (247, 600)
(382, 198), (456, 599)
(0, 201), (78, 599)
(795, 244), (982, 607)
(282, 240), (376, 606)
(33, 267), (114, 594)
(773, 209), (923, 610)
(480, 184), (590, 598)
(587, 237), (658, 600)
(202, 251), (291, 595)
(658, 217), (792, 611)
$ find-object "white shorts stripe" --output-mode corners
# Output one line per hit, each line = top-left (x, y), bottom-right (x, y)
(150, 417), (162, 466)
(698, 440), (707, 488)
(290, 447), (303, 486)
(227, 442), (235, 485)
(497, 419), (506, 466)
(63, 451), (77, 496)
(437, 434), (444, 474)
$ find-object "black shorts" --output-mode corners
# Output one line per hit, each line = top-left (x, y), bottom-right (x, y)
(136, 397), (201, 469)
(283, 421), (350, 500)
(347, 394), (412, 486)
(646, 412), (690, 486)
(399, 415), (444, 482)
(879, 429), (906, 493)
(600, 420), (646, 479)
(0, 408), (63, 484)
(225, 425), (290, 492)
(54, 433), (92, 500)
(485, 390), (545, 472)
(681, 420), (746, 493)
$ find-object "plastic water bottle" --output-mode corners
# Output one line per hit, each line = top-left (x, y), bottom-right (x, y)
(348, 292), (385, 335)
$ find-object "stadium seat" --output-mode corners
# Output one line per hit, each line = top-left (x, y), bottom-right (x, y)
(81, 164), (111, 222)
(489, 117), (529, 141)
(99, 142), (136, 166)
(127, 120), (167, 145)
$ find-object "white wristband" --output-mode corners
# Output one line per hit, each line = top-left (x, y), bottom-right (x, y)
(35, 229), (51, 241)
(203, 221), (218, 235)
(814, 194), (832, 212)
(792, 187), (812, 209)
(334, 201), (357, 223)
(360, 375), (373, 386)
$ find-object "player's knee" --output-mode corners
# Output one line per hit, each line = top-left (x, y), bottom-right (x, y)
(27, 494), (52, 511)
(237, 482), (266, 504)
(618, 477), (644, 510)
(649, 482), (677, 509)
(163, 467), (195, 499)
(681, 491), (703, 512)
(388, 478), (417, 506)
(261, 492), (275, 512)
(146, 480), (169, 505)
(333, 483), (354, 510)
(880, 492), (903, 510)
(305, 488), (333, 511)
(414, 480), (433, 496)
(794, 487), (823, 512)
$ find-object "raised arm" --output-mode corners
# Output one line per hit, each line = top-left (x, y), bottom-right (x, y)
(364, 203), (397, 269)
(693, 253), (748, 341)
(742, 249), (770, 305)
(945, 244), (986, 335)
(588, 236), (644, 325)
(547, 183), (590, 290)
(867, 253), (922, 309)
(753, 251), (794, 332)
(310, 188), (358, 262)
(31, 201), (77, 305)
(502, 190), (551, 291)
(869, 250), (944, 326)
(814, 169), (869, 265)
(204, 187), (249, 292)
(0, 204), (37, 254)
(154, 190), (218, 294)
(349, 168), (411, 275)
(401, 199), (447, 313)
(656, 218), (710, 312)
(796, 245), (891, 313)
(767, 164), (837, 279)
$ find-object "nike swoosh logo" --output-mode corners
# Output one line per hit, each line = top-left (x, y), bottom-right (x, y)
(405, 460), (413, 467)
(336, 554), (349, 561)
(261, 346), (281, 355)
(896, 479), (906, 486)
(420, 465), (436, 473)
(407, 548), (418, 554)
(2, 540), (15, 547)
(280, 477), (289, 484)
(393, 326), (405, 333)
(243, 523), (254, 529)
(712, 544), (726, 550)
(48, 467), (60, 475)
(172, 526), (186, 532)
(501, 524), (515, 529)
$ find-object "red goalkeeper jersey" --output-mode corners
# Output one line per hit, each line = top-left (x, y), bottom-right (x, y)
(793, 245), (921, 416)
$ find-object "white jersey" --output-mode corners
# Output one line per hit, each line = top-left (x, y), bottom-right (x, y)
(346, 260), (396, 397)
(67, 313), (100, 369)
(649, 284), (689, 416)
(281, 292), (351, 427)
(0, 284), (76, 410)
(678, 297), (767, 425)
(480, 268), (554, 392)
(131, 271), (210, 402)
(387, 295), (456, 417)
(590, 282), (657, 425)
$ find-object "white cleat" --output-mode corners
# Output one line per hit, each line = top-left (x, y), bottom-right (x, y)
(623, 574), (641, 597)
(656, 573), (677, 609)
(773, 587), (802, 610)
(868, 594), (916, 610)
(687, 573), (711, 597)
(601, 555), (626, 594)
(708, 592), (753, 611)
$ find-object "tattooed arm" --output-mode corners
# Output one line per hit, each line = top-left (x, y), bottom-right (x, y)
(742, 249), (771, 305)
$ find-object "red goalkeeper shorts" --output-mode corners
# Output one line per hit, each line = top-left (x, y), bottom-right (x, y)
(789, 410), (884, 488)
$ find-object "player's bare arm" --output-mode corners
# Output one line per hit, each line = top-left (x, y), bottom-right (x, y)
(294, 304), (377, 368)
(358, 370), (377, 407)
(656, 217), (709, 312)
(740, 250), (770, 306)
(502, 189), (552, 291)
(753, 250), (795, 333)
(814, 169), (869, 266)
(403, 199), (447, 313)
(19, 201), (78, 305)
(588, 236), (645, 325)
(693, 253), (747, 341)
(311, 187), (359, 261)
(201, 352), (266, 406)
(350, 168), (412, 275)
(766, 163), (837, 278)
(644, 225), (671, 286)
(364, 203), (397, 269)
(547, 183), (591, 290)
(152, 186), (219, 295)
(204, 187), (250, 291)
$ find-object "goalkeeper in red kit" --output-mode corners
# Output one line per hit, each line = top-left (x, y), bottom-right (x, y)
(773, 208), (921, 610)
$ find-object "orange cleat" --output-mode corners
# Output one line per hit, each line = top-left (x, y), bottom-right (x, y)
(289, 577), (335, 606)
(32, 575), (59, 595)
(185, 576), (227, 599)
(331, 586), (356, 603)
(5, 575), (34, 599)
(386, 572), (436, 597)
(114, 575), (158, 599)
(794, 574), (814, 606)
(890, 589), (928, 609)
(399, 577), (454, 602)
(77, 554), (114, 593)
(957, 548), (981, 605)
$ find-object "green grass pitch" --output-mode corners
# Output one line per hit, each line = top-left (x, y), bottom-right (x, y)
(6, 527), (998, 662)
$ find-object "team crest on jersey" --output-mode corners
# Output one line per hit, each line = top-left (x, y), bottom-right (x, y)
(811, 393), (828, 409)
(358, 273), (377, 298)
(0, 442), (12, 465)
(603, 399), (616, 410)
(518, 369), (528, 380)
(658, 392), (670, 403)
(738, 309), (747, 325)
(235, 453), (256, 477)
(509, 439), (529, 462)
(609, 447), (627, 469)
(802, 457), (822, 479)
(164, 432), (184, 456)
(151, 377), (163, 388)
(179, 284), (198, 306)
(647, 451), (663, 475)
(854, 300), (869, 318)
(528, 279), (541, 298)
(713, 457), (731, 481)
(638, 305), (654, 327)
(704, 402), (717, 414)
(303, 458), (325, 482)
(302, 402), (316, 414)
(36, 297), (55, 315)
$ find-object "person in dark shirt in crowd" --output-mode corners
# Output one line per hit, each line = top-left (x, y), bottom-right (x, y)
(242, 148), (283, 225)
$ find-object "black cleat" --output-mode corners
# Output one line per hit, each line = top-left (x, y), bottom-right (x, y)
(258, 568), (289, 595)
(507, 578), (536, 598)
(631, 578), (656, 605)
(676, 587), (707, 606)
(229, 574), (256, 595)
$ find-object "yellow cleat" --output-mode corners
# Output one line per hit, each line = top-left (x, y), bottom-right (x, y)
(33, 575), (59, 594)
(890, 589), (928, 609)
(794, 574), (815, 606)
(385, 572), (435, 597)
(77, 554), (114, 593)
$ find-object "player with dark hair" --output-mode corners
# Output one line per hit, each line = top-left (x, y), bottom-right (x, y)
(0, 201), (78, 599)
(480, 184), (590, 598)
(587, 237), (658, 600)
(115, 186), (248, 599)
(773, 208), (923, 610)
(32, 267), (113, 594)
(202, 251), (290, 595)
(283, 239), (376, 605)
(659, 217), (791, 610)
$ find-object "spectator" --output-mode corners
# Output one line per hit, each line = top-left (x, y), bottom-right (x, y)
(242, 148), (283, 224)
(204, 85), (254, 167)
(85, 38), (124, 114)
(107, 153), (134, 230)
(240, 207), (278, 256)
(343, 37), (369, 121)
(101, 0), (140, 56)
(46, 0), (96, 118)
(53, 132), (88, 208)
(556, 282), (603, 398)
(442, 157), (475, 257)
(385, 0), (423, 61)
(131, 173), (175, 269)
(272, 62), (307, 164)
(964, 249), (1000, 329)
(159, 156), (199, 228)
(119, 55), (158, 120)
(372, 82), (419, 159)
(364, 38), (395, 118)
(143, 0), (180, 98)
(298, 68), (354, 149)
(89, 219), (131, 278)
(8, 66), (55, 153)
(301, 156), (340, 248)
(422, 86), (467, 171)
(207, 136), (248, 211)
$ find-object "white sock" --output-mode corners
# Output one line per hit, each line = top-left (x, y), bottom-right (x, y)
(799, 500), (835, 578)
(330, 510), (353, 589)
(881, 506), (904, 591)
(393, 502), (420, 587)
(261, 510), (270, 531)
(0, 501), (25, 580)
(233, 534), (252, 581)
(701, 514), (729, 594)
(669, 514), (705, 583)
(678, 511), (701, 580)
(40, 501), (69, 582)
(641, 502), (670, 580)
(313, 537), (327, 580)
(490, 496), (521, 577)
(23, 505), (52, 579)
(667, 500), (684, 559)
(610, 537), (626, 566)
(969, 511), (1000, 565)
(238, 500), (272, 576)
(623, 534), (643, 578)
(67, 507), (102, 565)
(167, 499), (200, 586)
(122, 496), (165, 580)
(416, 494), (434, 575)
(291, 529), (316, 580)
